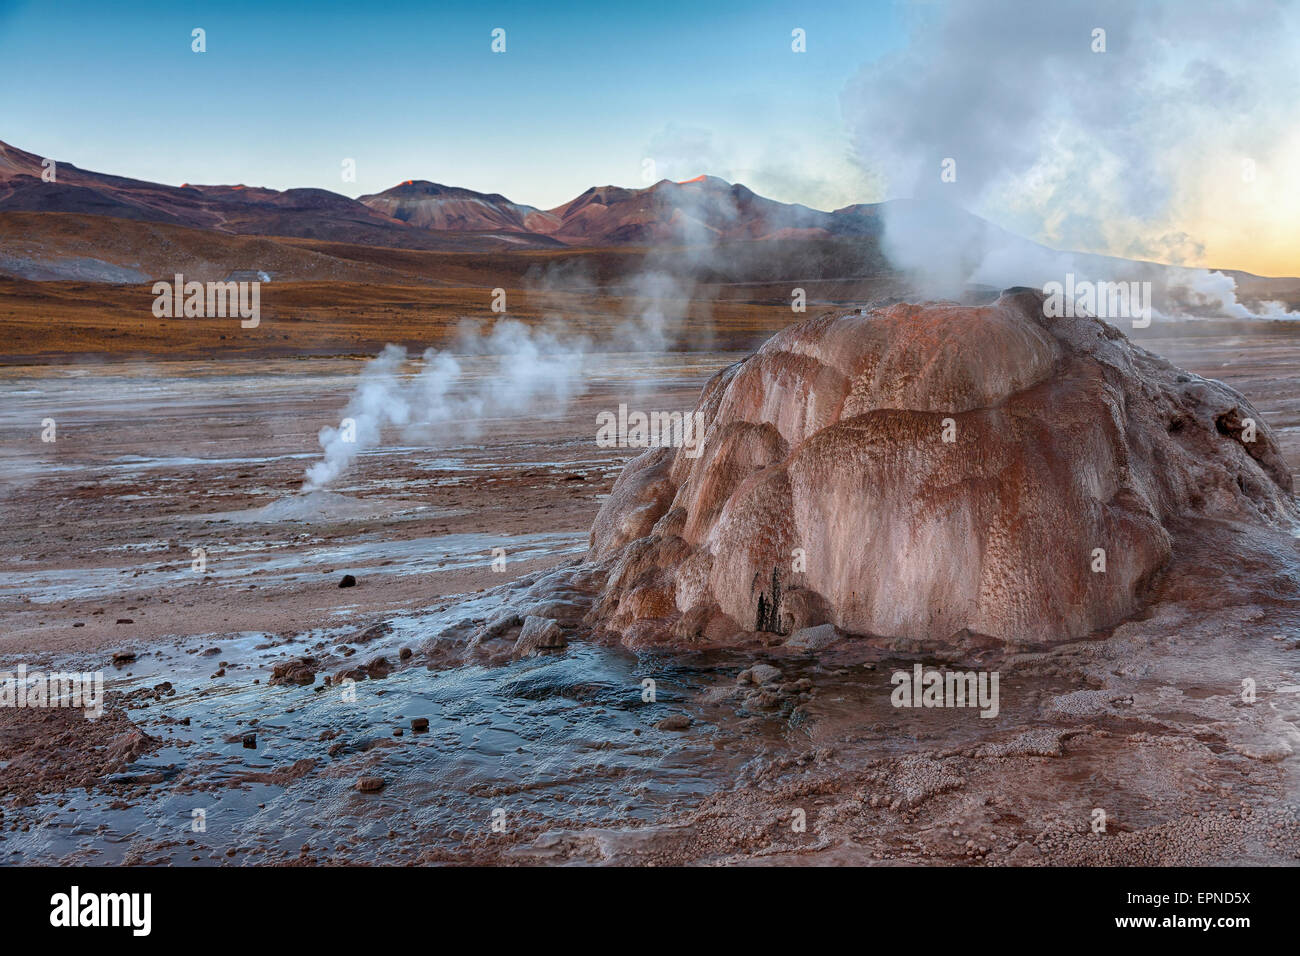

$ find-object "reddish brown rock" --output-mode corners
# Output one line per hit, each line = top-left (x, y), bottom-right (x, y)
(269, 656), (318, 686)
(584, 290), (1295, 647)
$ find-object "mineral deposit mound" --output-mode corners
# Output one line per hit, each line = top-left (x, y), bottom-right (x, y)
(583, 289), (1295, 648)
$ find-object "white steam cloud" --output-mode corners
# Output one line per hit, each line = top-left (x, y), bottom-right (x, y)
(842, 0), (1300, 318)
(303, 320), (587, 492)
(305, 194), (730, 492)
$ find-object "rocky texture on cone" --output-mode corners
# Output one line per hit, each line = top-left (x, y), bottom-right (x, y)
(584, 289), (1295, 647)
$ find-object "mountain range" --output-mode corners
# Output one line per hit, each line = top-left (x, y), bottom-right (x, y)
(2, 138), (1296, 325)
(0, 139), (885, 258)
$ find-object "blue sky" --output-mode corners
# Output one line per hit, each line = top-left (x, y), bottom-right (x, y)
(0, 0), (907, 209)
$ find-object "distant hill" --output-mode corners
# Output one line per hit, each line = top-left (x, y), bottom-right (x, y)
(358, 180), (560, 237)
(0, 139), (552, 252)
(518, 176), (885, 245)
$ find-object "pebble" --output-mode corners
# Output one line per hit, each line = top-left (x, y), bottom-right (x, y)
(655, 714), (692, 731)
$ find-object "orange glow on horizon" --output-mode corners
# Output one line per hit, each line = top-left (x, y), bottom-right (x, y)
(677, 175), (707, 184)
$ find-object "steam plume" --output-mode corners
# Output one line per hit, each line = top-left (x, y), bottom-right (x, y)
(842, 0), (1300, 318)
(303, 320), (586, 491)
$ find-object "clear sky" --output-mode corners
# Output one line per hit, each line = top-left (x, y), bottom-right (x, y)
(0, 0), (901, 210)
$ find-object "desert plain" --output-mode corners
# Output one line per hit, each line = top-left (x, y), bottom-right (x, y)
(1, 246), (1299, 866)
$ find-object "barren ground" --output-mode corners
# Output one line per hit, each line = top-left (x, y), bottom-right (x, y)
(0, 316), (1297, 866)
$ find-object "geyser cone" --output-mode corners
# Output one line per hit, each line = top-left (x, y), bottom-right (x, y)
(585, 289), (1296, 647)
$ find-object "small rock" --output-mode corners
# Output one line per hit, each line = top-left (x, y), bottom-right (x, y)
(356, 776), (385, 793)
(269, 657), (317, 686)
(362, 655), (390, 678)
(338, 574), (357, 588)
(111, 651), (136, 666)
(354, 622), (391, 643)
(655, 714), (692, 731)
(241, 733), (256, 749)
(749, 663), (781, 685)
(784, 623), (841, 651)
(411, 717), (429, 732)
(513, 616), (567, 656)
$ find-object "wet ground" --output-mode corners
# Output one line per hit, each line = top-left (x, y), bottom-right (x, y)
(1, 333), (1298, 865)
(0, 353), (722, 649)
